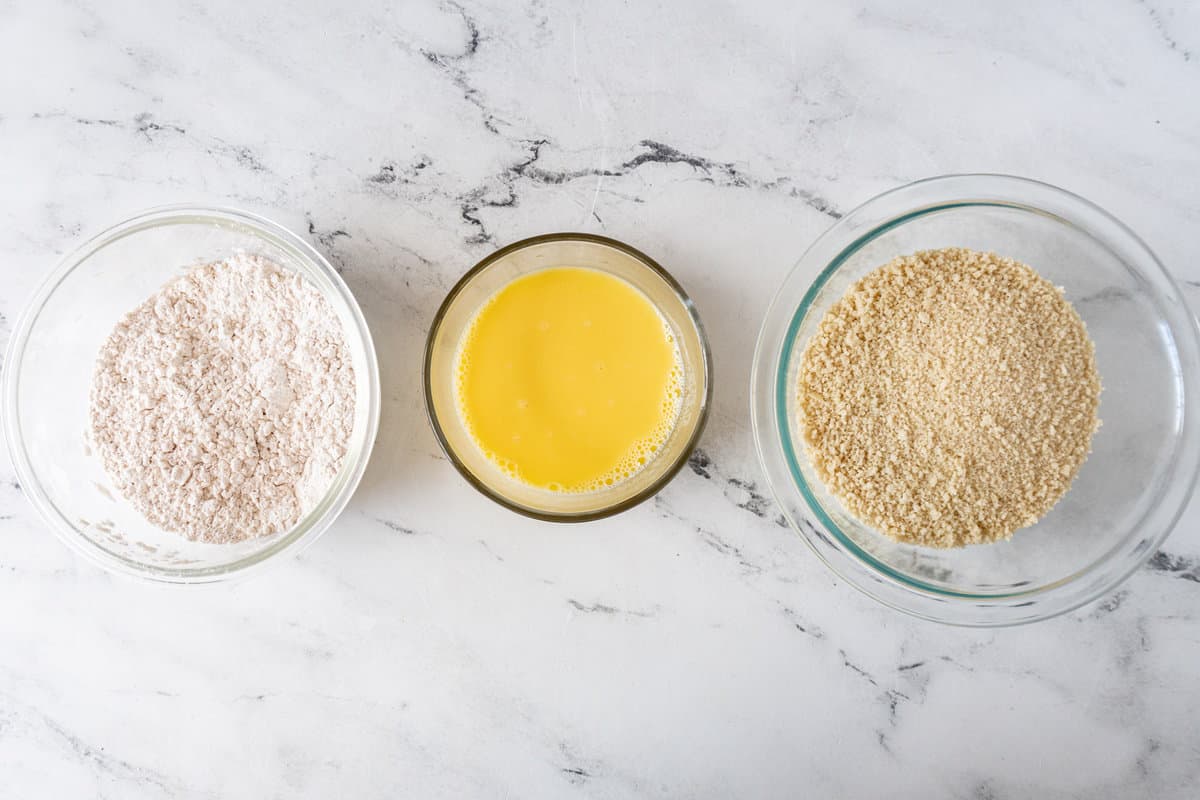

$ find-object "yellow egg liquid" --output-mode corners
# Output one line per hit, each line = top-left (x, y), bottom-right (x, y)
(455, 267), (683, 492)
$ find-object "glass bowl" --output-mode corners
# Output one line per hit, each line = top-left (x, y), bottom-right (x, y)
(751, 175), (1200, 626)
(425, 233), (712, 521)
(2, 205), (381, 583)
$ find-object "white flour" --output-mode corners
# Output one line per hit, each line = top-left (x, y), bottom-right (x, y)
(89, 253), (356, 543)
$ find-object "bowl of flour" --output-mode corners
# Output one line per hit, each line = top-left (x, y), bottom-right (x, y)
(2, 206), (380, 582)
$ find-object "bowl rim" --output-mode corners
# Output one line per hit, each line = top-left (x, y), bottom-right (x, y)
(750, 173), (1200, 625)
(1, 203), (382, 584)
(423, 231), (713, 522)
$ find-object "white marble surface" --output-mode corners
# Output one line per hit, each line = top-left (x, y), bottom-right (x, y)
(2, 1), (1199, 797)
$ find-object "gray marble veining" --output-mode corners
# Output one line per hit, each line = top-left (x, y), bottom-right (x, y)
(1, 1), (1198, 797)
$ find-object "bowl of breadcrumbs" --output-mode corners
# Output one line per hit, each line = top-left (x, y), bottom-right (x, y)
(751, 174), (1200, 626)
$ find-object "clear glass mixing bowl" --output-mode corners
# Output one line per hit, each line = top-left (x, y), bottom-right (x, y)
(2, 206), (381, 583)
(425, 233), (712, 521)
(751, 175), (1200, 625)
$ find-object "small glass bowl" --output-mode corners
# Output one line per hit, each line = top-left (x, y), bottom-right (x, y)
(1, 205), (381, 583)
(751, 175), (1200, 626)
(425, 233), (712, 521)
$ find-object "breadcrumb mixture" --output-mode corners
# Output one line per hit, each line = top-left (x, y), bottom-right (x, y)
(797, 247), (1100, 548)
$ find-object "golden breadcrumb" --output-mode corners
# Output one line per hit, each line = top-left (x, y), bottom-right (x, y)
(797, 247), (1100, 548)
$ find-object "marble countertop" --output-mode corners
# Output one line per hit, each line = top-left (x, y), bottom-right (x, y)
(2, 1), (1199, 797)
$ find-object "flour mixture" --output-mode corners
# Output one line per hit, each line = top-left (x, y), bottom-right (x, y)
(88, 253), (356, 543)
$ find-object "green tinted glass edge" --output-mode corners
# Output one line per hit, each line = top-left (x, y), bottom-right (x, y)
(774, 201), (1033, 600)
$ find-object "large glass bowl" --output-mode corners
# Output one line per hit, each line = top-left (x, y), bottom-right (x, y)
(425, 233), (712, 521)
(2, 206), (381, 583)
(751, 175), (1200, 626)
